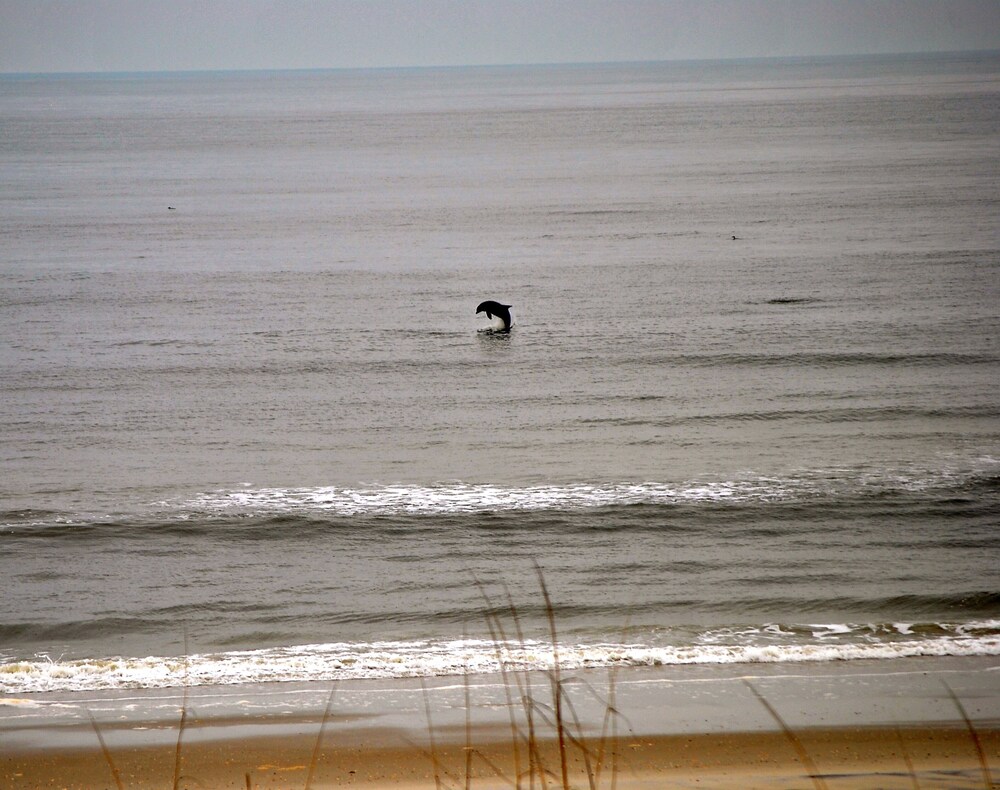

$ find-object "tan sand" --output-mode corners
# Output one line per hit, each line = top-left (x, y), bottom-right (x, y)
(3, 658), (998, 788)
(3, 724), (998, 789)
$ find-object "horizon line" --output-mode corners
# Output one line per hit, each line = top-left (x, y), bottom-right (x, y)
(2, 47), (998, 79)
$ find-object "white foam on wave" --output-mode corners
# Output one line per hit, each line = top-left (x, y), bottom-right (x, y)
(808, 623), (855, 639)
(182, 479), (872, 516)
(3, 632), (998, 694)
(176, 457), (999, 517)
(188, 482), (745, 515)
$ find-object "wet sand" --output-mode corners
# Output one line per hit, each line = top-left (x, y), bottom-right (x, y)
(3, 657), (998, 788)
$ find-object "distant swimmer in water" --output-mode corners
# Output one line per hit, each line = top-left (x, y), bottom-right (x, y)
(476, 300), (512, 332)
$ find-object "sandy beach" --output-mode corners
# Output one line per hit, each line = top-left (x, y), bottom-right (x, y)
(4, 724), (998, 789)
(3, 657), (997, 789)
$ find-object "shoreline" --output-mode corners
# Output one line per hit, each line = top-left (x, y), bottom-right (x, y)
(3, 656), (998, 788)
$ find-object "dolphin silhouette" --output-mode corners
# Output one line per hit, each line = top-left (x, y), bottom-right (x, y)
(476, 300), (512, 332)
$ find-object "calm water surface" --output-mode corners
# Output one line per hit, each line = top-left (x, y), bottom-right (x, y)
(1, 54), (998, 692)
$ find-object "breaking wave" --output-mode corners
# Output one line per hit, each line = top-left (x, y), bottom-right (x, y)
(3, 620), (998, 694)
(177, 460), (998, 518)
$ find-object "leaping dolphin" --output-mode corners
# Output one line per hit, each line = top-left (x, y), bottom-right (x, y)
(476, 300), (512, 332)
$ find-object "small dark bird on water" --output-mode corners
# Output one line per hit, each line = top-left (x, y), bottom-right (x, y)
(476, 300), (512, 332)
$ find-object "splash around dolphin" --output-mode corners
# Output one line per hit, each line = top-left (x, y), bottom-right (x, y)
(476, 300), (512, 332)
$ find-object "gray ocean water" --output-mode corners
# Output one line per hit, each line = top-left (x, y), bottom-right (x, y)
(1, 53), (998, 693)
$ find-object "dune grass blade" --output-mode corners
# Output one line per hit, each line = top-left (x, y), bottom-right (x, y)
(892, 725), (920, 790)
(555, 683), (597, 790)
(304, 683), (338, 790)
(570, 670), (628, 790)
(172, 683), (189, 790)
(474, 577), (525, 790)
(744, 680), (828, 790)
(421, 677), (445, 790)
(501, 583), (544, 790)
(595, 621), (631, 790)
(941, 680), (994, 789)
(591, 678), (616, 789)
(464, 630), (474, 790)
(173, 633), (191, 790)
(534, 562), (569, 790)
(85, 709), (125, 790)
(607, 679), (619, 790)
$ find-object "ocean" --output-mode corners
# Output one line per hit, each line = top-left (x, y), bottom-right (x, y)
(1, 52), (998, 695)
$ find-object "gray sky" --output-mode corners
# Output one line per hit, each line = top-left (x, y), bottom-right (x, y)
(2, 0), (999, 74)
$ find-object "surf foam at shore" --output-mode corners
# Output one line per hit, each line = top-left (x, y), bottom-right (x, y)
(3, 620), (998, 693)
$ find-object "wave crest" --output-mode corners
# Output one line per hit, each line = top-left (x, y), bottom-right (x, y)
(179, 459), (999, 517)
(3, 621), (998, 694)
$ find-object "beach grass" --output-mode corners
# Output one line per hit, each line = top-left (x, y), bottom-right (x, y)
(943, 679), (995, 789)
(456, 565), (626, 790)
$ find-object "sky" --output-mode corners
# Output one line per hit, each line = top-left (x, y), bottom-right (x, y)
(1, 0), (999, 74)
